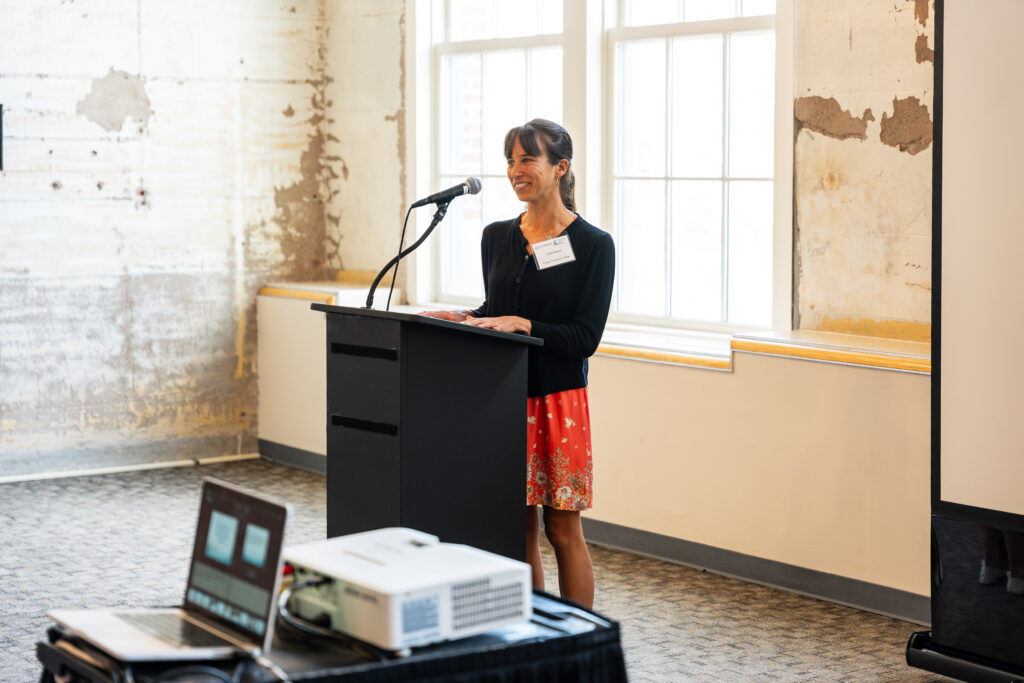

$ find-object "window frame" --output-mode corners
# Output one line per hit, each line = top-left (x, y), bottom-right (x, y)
(606, 12), (778, 333)
(406, 0), (793, 336)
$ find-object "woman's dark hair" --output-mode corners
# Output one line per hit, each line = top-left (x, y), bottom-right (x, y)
(503, 119), (576, 212)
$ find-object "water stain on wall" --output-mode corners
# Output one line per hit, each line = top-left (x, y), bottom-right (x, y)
(75, 68), (153, 133)
(880, 96), (932, 155)
(795, 96), (874, 141)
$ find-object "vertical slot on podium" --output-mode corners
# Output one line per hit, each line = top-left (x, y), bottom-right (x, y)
(331, 414), (398, 436)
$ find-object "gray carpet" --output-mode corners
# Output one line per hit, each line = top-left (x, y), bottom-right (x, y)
(0, 459), (948, 681)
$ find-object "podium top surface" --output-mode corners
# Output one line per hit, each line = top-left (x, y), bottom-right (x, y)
(311, 303), (543, 347)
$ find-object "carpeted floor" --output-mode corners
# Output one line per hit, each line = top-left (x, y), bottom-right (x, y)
(0, 459), (948, 681)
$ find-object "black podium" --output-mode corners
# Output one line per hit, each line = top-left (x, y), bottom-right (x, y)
(310, 304), (541, 562)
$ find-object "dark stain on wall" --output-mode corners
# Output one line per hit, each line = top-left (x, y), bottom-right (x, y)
(795, 96), (874, 141)
(270, 86), (340, 277)
(909, 0), (930, 28)
(915, 34), (934, 63)
(880, 96), (932, 155)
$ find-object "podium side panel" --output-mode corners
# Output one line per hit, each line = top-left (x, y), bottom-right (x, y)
(401, 325), (528, 561)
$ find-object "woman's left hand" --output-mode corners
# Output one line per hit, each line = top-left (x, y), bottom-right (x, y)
(462, 315), (532, 334)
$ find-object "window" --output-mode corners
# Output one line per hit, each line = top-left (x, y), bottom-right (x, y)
(413, 0), (791, 333)
(433, 0), (564, 303)
(611, 2), (776, 328)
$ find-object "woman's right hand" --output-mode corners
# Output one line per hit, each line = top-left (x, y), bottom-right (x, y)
(418, 309), (472, 322)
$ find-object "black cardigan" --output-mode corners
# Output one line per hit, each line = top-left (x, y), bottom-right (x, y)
(471, 214), (615, 397)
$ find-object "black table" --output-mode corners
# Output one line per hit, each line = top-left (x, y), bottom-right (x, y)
(38, 592), (628, 683)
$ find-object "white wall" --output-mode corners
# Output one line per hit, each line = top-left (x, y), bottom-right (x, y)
(587, 353), (930, 595)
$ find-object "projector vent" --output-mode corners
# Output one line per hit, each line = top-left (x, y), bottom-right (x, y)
(451, 578), (525, 631)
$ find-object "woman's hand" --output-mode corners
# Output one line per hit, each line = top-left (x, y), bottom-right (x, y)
(462, 315), (532, 334)
(419, 309), (471, 322)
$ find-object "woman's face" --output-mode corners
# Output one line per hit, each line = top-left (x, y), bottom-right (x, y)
(506, 136), (567, 205)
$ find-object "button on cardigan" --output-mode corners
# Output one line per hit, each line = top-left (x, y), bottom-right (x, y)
(471, 214), (615, 398)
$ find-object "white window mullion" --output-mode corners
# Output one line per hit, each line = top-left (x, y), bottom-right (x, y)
(430, 42), (442, 301)
(720, 31), (731, 323)
(611, 41), (623, 313)
(664, 37), (674, 318)
(525, 49), (533, 117)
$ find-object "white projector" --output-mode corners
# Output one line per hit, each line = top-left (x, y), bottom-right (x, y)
(283, 528), (532, 651)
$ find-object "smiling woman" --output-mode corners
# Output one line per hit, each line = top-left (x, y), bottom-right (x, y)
(420, 120), (614, 609)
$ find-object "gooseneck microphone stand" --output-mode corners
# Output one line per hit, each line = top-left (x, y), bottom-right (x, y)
(364, 200), (451, 310)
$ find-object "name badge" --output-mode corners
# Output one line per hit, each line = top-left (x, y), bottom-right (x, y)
(532, 235), (576, 270)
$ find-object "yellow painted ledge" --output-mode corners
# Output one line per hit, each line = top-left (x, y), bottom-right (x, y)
(596, 344), (732, 370)
(596, 330), (930, 374)
(731, 331), (931, 374)
(258, 287), (336, 305)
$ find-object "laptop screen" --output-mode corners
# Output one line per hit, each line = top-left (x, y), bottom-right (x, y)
(183, 478), (288, 644)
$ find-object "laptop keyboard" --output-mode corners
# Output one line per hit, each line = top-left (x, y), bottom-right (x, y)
(115, 612), (235, 649)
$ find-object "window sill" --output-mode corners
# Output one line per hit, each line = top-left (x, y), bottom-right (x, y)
(386, 303), (933, 375)
(731, 330), (931, 374)
(597, 324), (732, 371)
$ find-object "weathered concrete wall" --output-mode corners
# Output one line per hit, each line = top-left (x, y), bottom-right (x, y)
(794, 0), (934, 341)
(322, 1), (407, 276)
(0, 0), (342, 474)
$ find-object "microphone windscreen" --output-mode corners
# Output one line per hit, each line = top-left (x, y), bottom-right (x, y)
(466, 177), (483, 195)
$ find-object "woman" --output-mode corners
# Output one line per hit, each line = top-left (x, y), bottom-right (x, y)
(422, 119), (614, 608)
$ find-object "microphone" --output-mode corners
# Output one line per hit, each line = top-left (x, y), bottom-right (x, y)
(410, 177), (482, 208)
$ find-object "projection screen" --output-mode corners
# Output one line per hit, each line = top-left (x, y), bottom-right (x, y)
(939, 0), (1024, 516)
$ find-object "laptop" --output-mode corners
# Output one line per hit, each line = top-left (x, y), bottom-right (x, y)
(48, 477), (291, 661)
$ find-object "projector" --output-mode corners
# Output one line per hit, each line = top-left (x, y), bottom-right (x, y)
(283, 528), (532, 651)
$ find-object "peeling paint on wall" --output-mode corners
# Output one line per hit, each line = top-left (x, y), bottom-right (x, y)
(1, 4), (338, 475)
(75, 68), (153, 133)
(794, 0), (933, 340)
(794, 96), (874, 141)
(910, 0), (930, 28)
(880, 96), (933, 155)
(915, 34), (934, 64)
(272, 126), (334, 272)
(269, 47), (340, 277)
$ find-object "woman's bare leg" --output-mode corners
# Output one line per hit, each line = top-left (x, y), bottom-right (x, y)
(542, 507), (594, 608)
(525, 505), (545, 590)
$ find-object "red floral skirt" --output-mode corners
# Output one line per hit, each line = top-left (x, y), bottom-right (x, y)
(526, 387), (593, 511)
